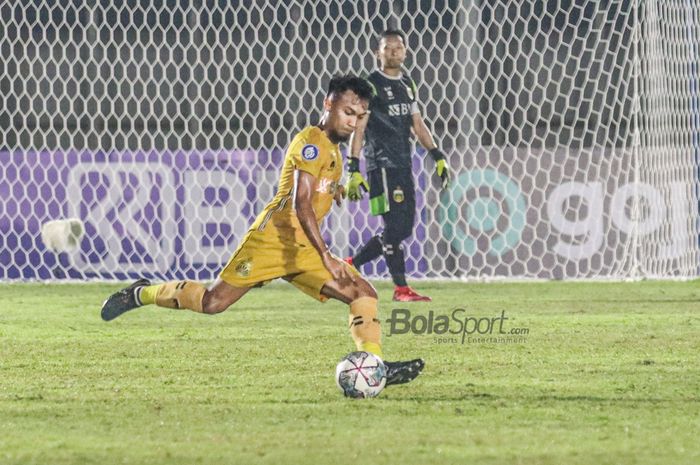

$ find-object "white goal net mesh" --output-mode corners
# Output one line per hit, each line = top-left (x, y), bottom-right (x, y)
(1, 0), (699, 281)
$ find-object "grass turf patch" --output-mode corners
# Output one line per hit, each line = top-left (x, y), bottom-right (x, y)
(1, 281), (699, 464)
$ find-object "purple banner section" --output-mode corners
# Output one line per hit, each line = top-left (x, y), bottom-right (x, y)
(0, 151), (429, 281)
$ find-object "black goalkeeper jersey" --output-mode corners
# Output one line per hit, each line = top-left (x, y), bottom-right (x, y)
(363, 70), (420, 172)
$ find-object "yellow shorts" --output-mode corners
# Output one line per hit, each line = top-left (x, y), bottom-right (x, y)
(219, 226), (336, 302)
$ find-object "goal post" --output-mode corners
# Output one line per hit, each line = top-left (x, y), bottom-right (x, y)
(1, 0), (699, 281)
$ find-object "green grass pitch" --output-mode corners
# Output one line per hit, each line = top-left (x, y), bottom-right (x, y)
(1, 280), (699, 465)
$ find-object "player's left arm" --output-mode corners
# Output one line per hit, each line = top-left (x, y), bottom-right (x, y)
(412, 112), (450, 190)
(345, 101), (370, 201)
(294, 170), (354, 282)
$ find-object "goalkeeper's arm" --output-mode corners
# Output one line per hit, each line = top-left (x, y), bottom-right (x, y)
(346, 110), (369, 201)
(411, 112), (450, 190)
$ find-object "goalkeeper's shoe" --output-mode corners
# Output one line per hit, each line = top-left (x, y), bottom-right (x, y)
(101, 278), (150, 321)
(393, 285), (432, 302)
(384, 358), (425, 386)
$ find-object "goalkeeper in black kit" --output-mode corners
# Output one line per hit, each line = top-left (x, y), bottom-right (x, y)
(345, 29), (450, 302)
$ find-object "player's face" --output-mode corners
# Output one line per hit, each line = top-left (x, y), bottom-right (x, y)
(377, 35), (406, 70)
(324, 90), (369, 143)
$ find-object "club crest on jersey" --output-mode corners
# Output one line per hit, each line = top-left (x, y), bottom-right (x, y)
(393, 186), (405, 203)
(302, 144), (319, 160)
(384, 86), (394, 100)
(235, 259), (252, 277)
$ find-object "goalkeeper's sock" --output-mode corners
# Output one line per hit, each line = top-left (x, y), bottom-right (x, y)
(384, 242), (407, 287)
(352, 235), (383, 267)
(391, 274), (408, 287)
(348, 296), (382, 358)
(139, 281), (205, 313)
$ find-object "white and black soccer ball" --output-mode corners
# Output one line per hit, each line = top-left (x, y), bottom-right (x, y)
(40, 218), (84, 253)
(335, 351), (387, 398)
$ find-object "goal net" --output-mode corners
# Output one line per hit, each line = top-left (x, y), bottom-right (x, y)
(1, 0), (699, 281)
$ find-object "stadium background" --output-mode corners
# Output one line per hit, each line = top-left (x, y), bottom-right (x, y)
(1, 0), (699, 281)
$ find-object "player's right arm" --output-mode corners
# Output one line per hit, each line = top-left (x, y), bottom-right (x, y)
(294, 170), (355, 282)
(349, 110), (368, 159)
(345, 82), (371, 201)
(346, 114), (370, 201)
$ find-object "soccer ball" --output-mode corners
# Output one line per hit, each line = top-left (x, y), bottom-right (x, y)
(335, 351), (387, 398)
(40, 218), (84, 253)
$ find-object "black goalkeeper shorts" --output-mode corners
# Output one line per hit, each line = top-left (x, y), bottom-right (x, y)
(368, 167), (416, 244)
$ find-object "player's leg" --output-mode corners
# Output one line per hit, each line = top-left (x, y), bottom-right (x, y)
(101, 230), (269, 321)
(287, 246), (425, 386)
(320, 277), (424, 385)
(101, 278), (208, 321)
(382, 168), (414, 288)
(381, 169), (430, 302)
(320, 277), (381, 355)
(290, 267), (426, 385)
(287, 261), (382, 354)
(347, 235), (383, 268)
(200, 279), (252, 314)
(139, 278), (251, 314)
(346, 168), (385, 268)
(101, 278), (252, 321)
(286, 269), (393, 374)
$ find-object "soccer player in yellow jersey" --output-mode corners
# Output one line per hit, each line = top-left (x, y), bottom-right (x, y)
(100, 74), (424, 386)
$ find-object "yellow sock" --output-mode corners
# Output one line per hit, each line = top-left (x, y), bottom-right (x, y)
(349, 296), (382, 358)
(360, 342), (383, 357)
(139, 284), (161, 305)
(139, 281), (205, 313)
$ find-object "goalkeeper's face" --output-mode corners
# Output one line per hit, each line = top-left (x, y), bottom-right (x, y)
(377, 35), (406, 71)
(323, 90), (369, 143)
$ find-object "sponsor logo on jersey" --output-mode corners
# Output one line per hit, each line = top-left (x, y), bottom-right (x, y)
(302, 144), (319, 160)
(388, 103), (412, 116)
(316, 178), (339, 195)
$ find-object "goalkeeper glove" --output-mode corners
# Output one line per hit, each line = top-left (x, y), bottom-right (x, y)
(429, 148), (450, 190)
(346, 157), (369, 201)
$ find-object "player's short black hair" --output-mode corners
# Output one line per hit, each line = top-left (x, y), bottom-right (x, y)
(375, 29), (406, 50)
(327, 74), (373, 102)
